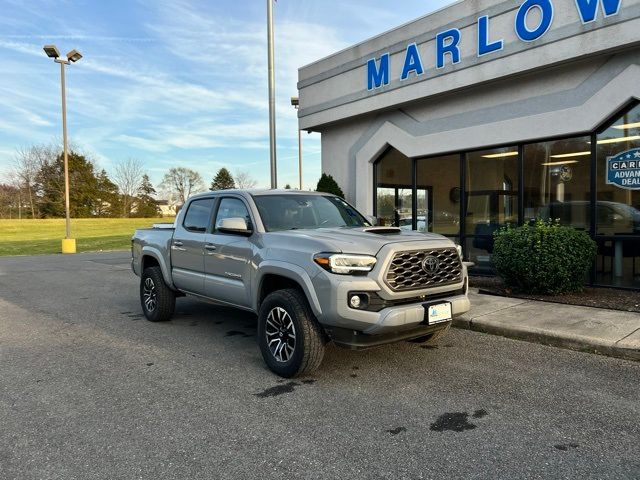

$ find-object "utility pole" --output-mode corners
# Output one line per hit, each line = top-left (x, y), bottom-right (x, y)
(267, 0), (277, 189)
(44, 45), (82, 253)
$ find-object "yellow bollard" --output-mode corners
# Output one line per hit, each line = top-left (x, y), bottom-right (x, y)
(61, 238), (77, 254)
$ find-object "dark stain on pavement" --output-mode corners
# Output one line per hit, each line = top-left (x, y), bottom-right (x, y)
(350, 374), (358, 378)
(472, 409), (488, 419)
(225, 330), (252, 338)
(420, 345), (438, 350)
(430, 412), (478, 432)
(352, 366), (359, 370)
(554, 443), (579, 451)
(254, 382), (300, 398)
(301, 379), (316, 384)
(214, 321), (224, 325)
(146, 362), (154, 367)
(386, 427), (406, 435)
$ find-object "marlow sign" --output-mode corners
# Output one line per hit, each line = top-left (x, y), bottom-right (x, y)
(607, 148), (640, 190)
(367, 0), (623, 90)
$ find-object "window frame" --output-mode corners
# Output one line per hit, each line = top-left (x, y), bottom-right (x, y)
(181, 197), (216, 234)
(211, 195), (254, 235)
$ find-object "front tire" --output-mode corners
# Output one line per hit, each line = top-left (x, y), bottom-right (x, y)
(257, 289), (325, 378)
(140, 266), (175, 322)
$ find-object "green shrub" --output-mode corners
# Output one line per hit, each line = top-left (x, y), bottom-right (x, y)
(492, 220), (597, 295)
(316, 173), (344, 198)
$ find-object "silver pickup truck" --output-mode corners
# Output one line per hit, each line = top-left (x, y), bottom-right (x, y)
(131, 189), (470, 377)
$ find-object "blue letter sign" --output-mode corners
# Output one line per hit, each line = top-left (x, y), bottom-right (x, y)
(607, 149), (640, 190)
(436, 28), (461, 69)
(362, 0), (626, 91)
(401, 43), (424, 80)
(478, 15), (504, 56)
(574, 0), (622, 23)
(367, 53), (390, 90)
(515, 0), (554, 42)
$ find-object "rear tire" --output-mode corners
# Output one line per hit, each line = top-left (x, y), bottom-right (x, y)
(257, 289), (325, 378)
(140, 266), (175, 322)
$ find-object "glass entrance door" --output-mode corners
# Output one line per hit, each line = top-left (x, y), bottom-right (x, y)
(375, 148), (413, 227)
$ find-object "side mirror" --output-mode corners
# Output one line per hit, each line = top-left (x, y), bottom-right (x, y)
(217, 217), (252, 236)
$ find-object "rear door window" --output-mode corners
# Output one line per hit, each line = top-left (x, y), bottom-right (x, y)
(183, 198), (215, 233)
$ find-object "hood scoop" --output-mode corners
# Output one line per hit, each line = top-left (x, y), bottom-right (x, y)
(363, 226), (402, 235)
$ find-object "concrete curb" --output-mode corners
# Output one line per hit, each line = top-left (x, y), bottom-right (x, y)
(452, 293), (640, 362)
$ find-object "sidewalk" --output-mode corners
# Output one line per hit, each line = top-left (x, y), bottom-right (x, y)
(453, 290), (640, 361)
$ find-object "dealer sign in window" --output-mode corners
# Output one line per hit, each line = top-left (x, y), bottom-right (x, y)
(607, 149), (640, 190)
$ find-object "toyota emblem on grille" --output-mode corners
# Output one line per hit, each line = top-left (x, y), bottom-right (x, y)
(421, 255), (440, 274)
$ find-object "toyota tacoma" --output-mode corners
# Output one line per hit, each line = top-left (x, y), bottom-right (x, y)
(131, 190), (470, 377)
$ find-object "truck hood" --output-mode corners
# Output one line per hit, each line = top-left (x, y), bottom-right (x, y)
(268, 227), (452, 256)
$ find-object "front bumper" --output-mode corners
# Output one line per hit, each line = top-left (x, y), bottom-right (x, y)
(325, 322), (452, 350)
(313, 269), (469, 338)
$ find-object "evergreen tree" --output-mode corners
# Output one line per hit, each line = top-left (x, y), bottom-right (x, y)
(284, 184), (291, 189)
(135, 174), (161, 217)
(95, 169), (121, 217)
(210, 167), (235, 190)
(316, 173), (344, 198)
(36, 151), (101, 217)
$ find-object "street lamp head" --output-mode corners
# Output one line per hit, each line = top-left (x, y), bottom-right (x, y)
(66, 49), (82, 63)
(43, 45), (60, 59)
(290, 96), (299, 108)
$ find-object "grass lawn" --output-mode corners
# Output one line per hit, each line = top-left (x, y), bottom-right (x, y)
(0, 218), (174, 256)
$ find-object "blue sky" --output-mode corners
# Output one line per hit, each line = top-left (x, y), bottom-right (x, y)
(0, 0), (454, 192)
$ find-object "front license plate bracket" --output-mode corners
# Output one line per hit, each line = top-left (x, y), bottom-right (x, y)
(422, 301), (452, 325)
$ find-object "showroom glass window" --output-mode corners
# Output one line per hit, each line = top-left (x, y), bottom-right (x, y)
(375, 147), (413, 228)
(465, 146), (519, 271)
(416, 154), (460, 238)
(523, 136), (592, 230)
(595, 103), (640, 288)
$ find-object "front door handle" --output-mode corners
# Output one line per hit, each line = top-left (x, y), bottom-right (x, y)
(173, 241), (183, 246)
(204, 244), (217, 255)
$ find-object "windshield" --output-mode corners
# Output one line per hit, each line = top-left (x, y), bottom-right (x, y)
(253, 194), (370, 232)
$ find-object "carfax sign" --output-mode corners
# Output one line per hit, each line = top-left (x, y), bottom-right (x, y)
(607, 148), (640, 190)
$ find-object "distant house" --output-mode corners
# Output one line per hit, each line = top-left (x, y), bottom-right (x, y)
(155, 199), (179, 217)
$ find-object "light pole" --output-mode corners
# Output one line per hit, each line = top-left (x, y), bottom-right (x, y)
(267, 0), (277, 189)
(291, 97), (302, 190)
(44, 45), (82, 254)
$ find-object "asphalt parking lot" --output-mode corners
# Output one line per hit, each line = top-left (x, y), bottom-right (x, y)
(0, 252), (639, 479)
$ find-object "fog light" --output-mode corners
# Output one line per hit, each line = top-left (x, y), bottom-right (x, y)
(350, 295), (362, 308)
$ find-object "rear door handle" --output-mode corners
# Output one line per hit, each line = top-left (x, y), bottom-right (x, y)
(171, 240), (186, 251)
(205, 244), (217, 255)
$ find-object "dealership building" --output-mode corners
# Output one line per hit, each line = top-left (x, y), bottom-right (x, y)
(298, 0), (640, 289)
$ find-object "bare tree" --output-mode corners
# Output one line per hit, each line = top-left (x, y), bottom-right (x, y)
(160, 167), (204, 205)
(13, 144), (56, 218)
(0, 180), (20, 219)
(112, 158), (144, 217)
(234, 170), (257, 189)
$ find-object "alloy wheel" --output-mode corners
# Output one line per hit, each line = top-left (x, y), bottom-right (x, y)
(143, 277), (157, 312)
(265, 306), (297, 363)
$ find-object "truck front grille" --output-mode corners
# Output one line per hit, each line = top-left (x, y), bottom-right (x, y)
(385, 248), (462, 291)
